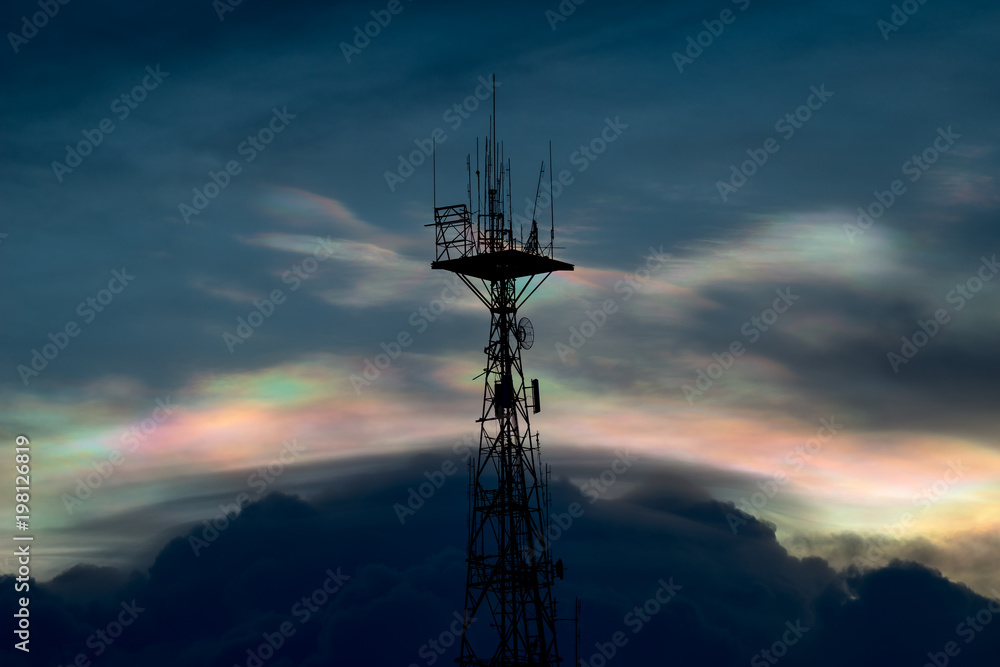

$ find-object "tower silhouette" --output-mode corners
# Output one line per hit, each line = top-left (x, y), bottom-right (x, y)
(427, 78), (574, 666)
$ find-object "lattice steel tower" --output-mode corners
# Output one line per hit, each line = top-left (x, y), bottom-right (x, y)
(427, 79), (574, 666)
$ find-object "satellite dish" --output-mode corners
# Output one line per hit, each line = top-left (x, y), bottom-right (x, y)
(517, 317), (534, 350)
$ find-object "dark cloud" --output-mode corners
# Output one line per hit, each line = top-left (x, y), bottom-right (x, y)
(4, 451), (998, 666)
(789, 530), (1000, 602)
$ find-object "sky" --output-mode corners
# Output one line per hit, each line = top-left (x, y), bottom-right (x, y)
(2, 0), (1000, 665)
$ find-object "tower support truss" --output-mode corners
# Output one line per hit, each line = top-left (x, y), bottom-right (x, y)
(427, 113), (574, 665)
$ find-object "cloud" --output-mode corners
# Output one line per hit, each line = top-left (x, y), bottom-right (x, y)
(4, 450), (998, 667)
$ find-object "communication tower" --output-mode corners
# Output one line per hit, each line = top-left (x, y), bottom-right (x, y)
(427, 77), (575, 666)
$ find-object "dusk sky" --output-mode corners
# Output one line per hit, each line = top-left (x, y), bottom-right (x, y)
(3, 1), (1000, 665)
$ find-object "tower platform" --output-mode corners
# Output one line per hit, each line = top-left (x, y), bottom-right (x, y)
(431, 249), (574, 281)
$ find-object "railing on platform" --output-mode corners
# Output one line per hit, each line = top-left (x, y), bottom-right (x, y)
(433, 204), (474, 261)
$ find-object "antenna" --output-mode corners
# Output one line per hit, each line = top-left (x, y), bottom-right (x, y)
(532, 160), (544, 223)
(549, 141), (555, 257)
(492, 74), (496, 172)
(476, 138), (481, 242)
(506, 157), (512, 235)
(526, 160), (544, 255)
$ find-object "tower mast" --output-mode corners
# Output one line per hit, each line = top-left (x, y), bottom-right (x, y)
(425, 77), (574, 666)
